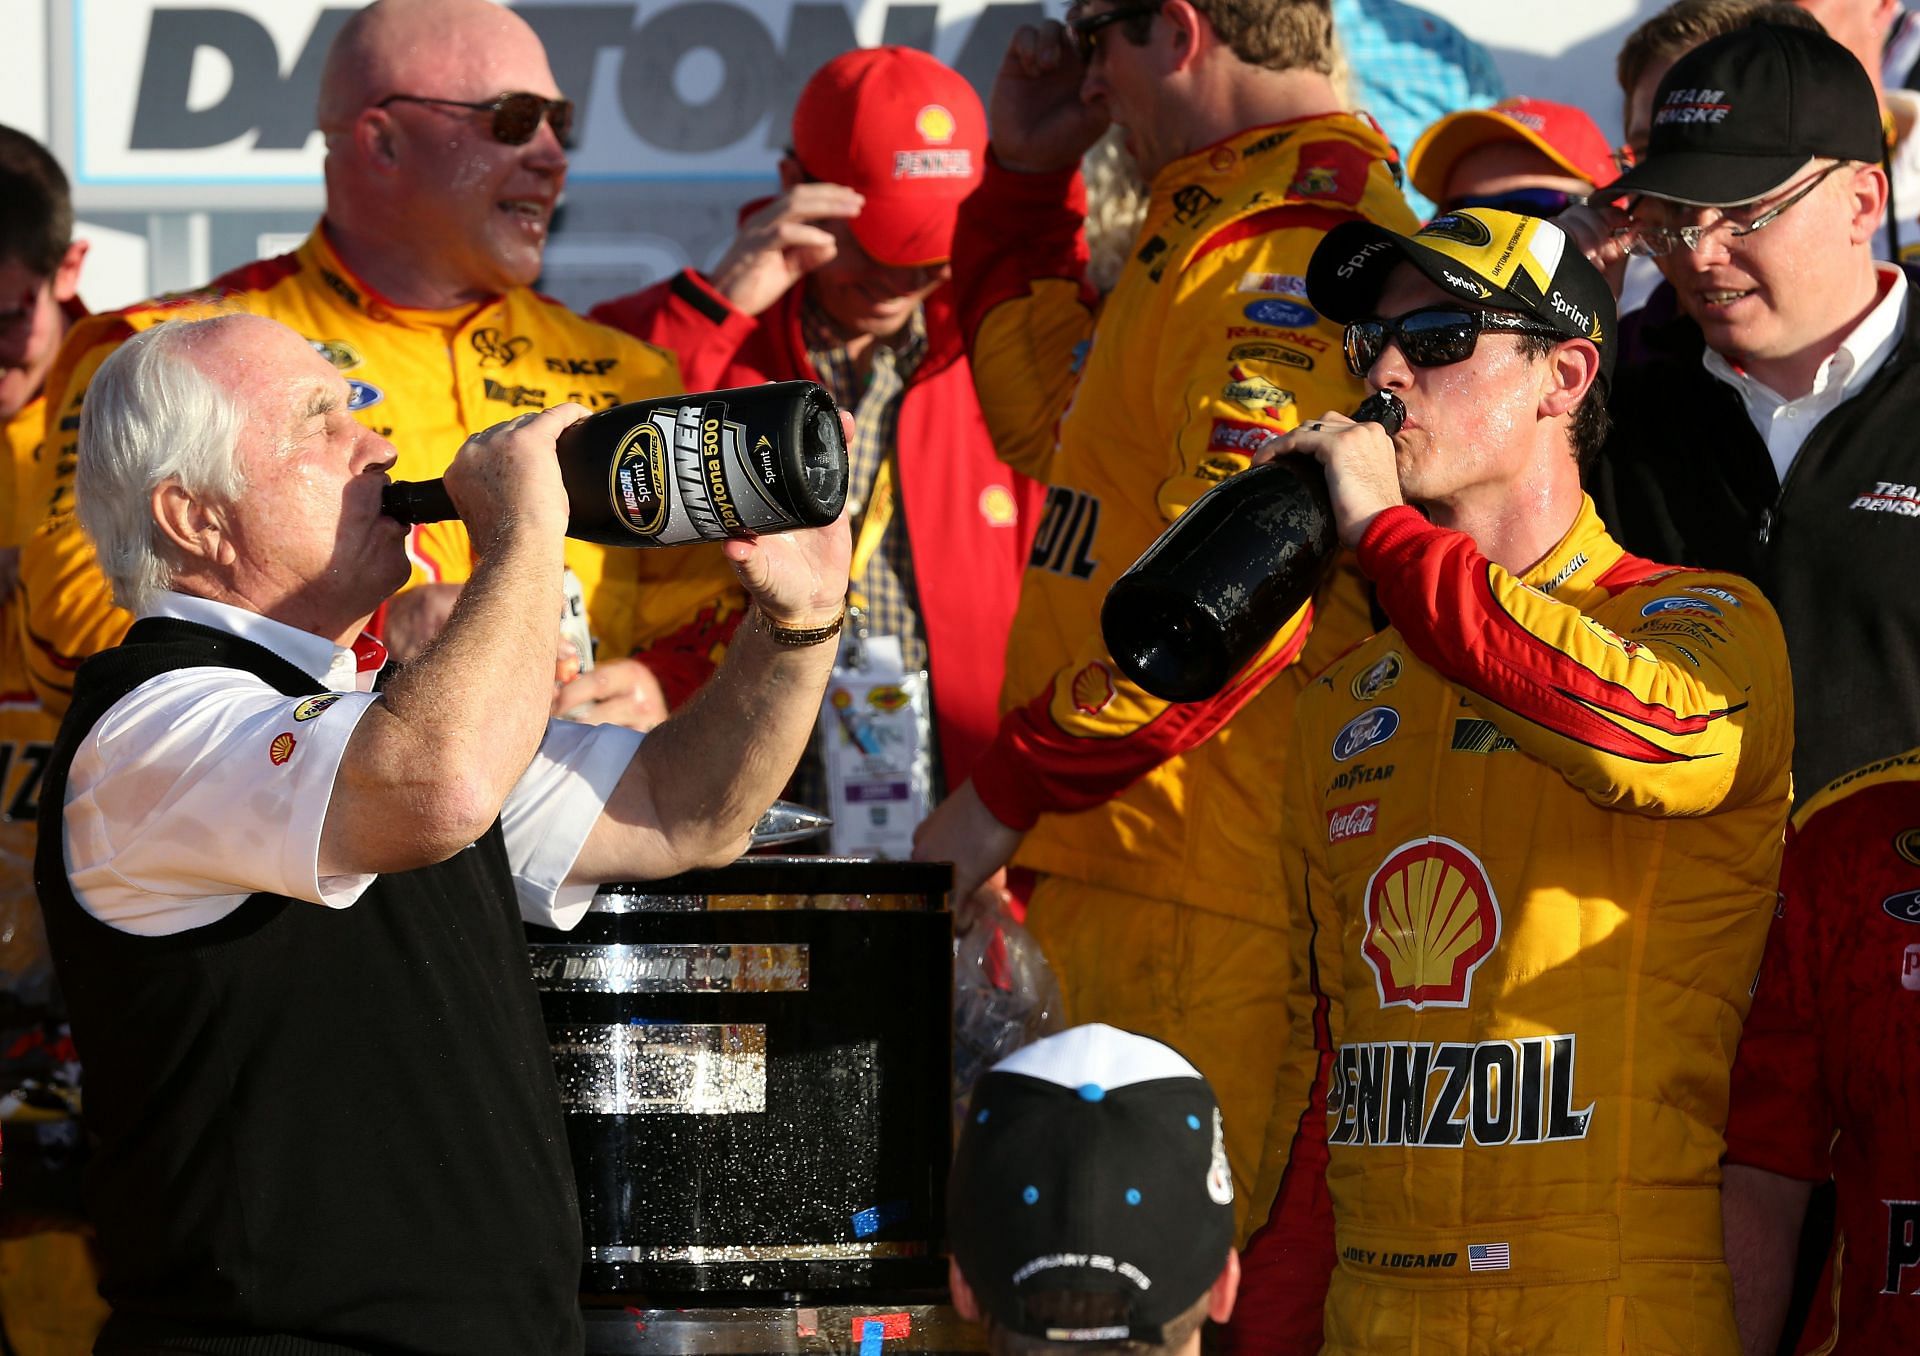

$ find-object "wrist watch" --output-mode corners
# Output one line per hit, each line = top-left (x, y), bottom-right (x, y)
(759, 602), (847, 647)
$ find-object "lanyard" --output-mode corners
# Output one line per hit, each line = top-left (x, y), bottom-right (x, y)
(848, 454), (895, 609)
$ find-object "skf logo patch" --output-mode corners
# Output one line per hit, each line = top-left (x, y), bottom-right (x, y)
(1327, 800), (1378, 843)
(269, 732), (296, 766)
(1333, 706), (1400, 762)
(1894, 828), (1920, 868)
(1362, 837), (1501, 1010)
(470, 328), (531, 368)
(292, 694), (341, 722)
(1072, 662), (1115, 715)
(915, 104), (955, 144)
(1351, 652), (1401, 701)
(1883, 890), (1920, 925)
(978, 485), (1018, 527)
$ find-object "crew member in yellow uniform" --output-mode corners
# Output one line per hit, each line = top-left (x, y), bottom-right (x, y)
(912, 0), (1416, 1230)
(22, 0), (739, 723)
(1231, 210), (1792, 1355)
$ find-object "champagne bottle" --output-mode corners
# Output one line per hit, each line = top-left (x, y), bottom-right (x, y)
(381, 380), (848, 546)
(1100, 392), (1406, 703)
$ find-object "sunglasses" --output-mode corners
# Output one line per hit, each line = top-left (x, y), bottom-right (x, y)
(1343, 305), (1565, 377)
(1440, 187), (1581, 218)
(376, 92), (575, 147)
(1068, 2), (1164, 65)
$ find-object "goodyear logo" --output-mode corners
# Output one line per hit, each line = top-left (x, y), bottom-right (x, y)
(610, 421), (670, 537)
(1361, 837), (1500, 1010)
(1328, 1033), (1594, 1148)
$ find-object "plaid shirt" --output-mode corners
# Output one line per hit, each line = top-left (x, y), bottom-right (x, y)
(802, 300), (930, 673)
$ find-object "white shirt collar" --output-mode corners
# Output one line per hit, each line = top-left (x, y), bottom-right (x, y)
(140, 591), (387, 693)
(1703, 263), (1909, 408)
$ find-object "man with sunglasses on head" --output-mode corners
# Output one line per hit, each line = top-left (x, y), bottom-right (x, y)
(910, 0), (1417, 1233)
(1590, 21), (1920, 800)
(21, 0), (732, 730)
(1228, 207), (1792, 1355)
(1406, 97), (1619, 225)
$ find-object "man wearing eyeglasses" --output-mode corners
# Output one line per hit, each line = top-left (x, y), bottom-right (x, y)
(909, 0), (1417, 1233)
(1590, 21), (1920, 800)
(1228, 207), (1792, 1355)
(20, 0), (733, 731)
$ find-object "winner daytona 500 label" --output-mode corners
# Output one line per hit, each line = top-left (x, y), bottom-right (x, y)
(608, 401), (789, 544)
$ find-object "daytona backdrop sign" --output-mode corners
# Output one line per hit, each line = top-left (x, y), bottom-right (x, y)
(71, 0), (1038, 191)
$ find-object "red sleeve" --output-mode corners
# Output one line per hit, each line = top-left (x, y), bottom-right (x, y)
(1724, 818), (1834, 1180)
(590, 270), (764, 392)
(951, 153), (1094, 349)
(969, 609), (1314, 831)
(629, 598), (749, 710)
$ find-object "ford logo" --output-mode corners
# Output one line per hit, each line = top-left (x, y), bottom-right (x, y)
(1883, 890), (1920, 924)
(346, 379), (385, 411)
(1243, 299), (1317, 327)
(1640, 595), (1721, 618)
(1333, 706), (1401, 762)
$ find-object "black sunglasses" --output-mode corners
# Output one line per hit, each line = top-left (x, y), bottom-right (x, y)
(1344, 305), (1564, 377)
(1440, 187), (1581, 218)
(377, 92), (575, 147)
(1068, 2), (1164, 65)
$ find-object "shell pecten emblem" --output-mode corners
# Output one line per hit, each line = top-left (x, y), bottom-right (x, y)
(1361, 837), (1501, 1010)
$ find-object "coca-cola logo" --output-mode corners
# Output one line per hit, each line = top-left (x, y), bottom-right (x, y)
(1327, 800), (1379, 843)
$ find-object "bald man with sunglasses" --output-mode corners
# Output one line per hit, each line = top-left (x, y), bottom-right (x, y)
(19, 0), (736, 729)
(1230, 207), (1792, 1355)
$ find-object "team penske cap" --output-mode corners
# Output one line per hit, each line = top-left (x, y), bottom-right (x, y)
(949, 1025), (1234, 1344)
(1604, 23), (1882, 207)
(1306, 207), (1617, 386)
(1408, 97), (1620, 204)
(790, 46), (986, 267)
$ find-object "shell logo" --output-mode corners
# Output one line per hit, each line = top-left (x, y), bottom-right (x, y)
(1361, 837), (1501, 1010)
(916, 104), (956, 145)
(979, 484), (1018, 526)
(269, 732), (297, 766)
(1072, 662), (1115, 715)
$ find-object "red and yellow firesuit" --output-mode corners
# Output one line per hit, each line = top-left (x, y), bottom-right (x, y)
(20, 227), (740, 713)
(951, 118), (1416, 1230)
(1235, 500), (1793, 1354)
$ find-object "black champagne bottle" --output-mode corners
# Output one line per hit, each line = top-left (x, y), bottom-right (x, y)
(381, 380), (848, 546)
(1100, 392), (1405, 703)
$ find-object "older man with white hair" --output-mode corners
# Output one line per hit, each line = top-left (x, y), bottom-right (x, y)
(36, 312), (849, 1351)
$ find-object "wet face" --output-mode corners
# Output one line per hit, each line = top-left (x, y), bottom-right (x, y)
(1359, 267), (1554, 510)
(376, 24), (570, 298)
(190, 318), (409, 636)
(806, 218), (951, 340)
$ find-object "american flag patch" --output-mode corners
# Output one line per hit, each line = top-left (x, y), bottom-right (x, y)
(1467, 1243), (1510, 1272)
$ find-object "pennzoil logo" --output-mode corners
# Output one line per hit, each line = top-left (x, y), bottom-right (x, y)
(610, 421), (670, 537)
(1362, 837), (1501, 1010)
(1351, 652), (1402, 701)
(292, 694), (341, 722)
(1328, 1033), (1594, 1148)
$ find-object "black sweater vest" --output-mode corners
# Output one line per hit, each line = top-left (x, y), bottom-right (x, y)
(35, 619), (582, 1354)
(1591, 269), (1920, 797)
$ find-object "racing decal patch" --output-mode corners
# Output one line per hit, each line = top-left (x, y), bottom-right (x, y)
(1237, 271), (1309, 296)
(1208, 418), (1280, 454)
(1328, 1032), (1593, 1148)
(1641, 595), (1723, 618)
(1350, 652), (1402, 701)
(269, 732), (296, 766)
(1851, 481), (1920, 516)
(1244, 298), (1317, 327)
(1882, 890), (1920, 925)
(1361, 836), (1500, 1010)
(1333, 706), (1400, 762)
(1327, 800), (1378, 843)
(1071, 662), (1116, 715)
(1222, 368), (1295, 420)
(292, 694), (341, 722)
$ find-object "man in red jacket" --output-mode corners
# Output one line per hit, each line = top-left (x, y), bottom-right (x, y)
(592, 47), (1040, 853)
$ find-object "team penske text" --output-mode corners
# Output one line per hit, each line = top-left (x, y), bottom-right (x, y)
(1329, 1034), (1595, 1149)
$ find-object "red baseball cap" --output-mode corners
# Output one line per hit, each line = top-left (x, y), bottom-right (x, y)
(790, 47), (987, 268)
(1407, 97), (1619, 205)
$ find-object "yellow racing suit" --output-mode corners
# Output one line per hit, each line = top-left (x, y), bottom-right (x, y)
(1237, 499), (1793, 1355)
(22, 227), (743, 712)
(950, 117), (1416, 1230)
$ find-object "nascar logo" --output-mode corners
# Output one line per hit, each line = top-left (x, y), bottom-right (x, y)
(1328, 1033), (1594, 1148)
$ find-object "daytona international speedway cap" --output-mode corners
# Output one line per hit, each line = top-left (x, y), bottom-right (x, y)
(790, 47), (987, 267)
(1408, 97), (1620, 205)
(949, 1025), (1234, 1344)
(1306, 207), (1617, 386)
(1604, 23), (1882, 207)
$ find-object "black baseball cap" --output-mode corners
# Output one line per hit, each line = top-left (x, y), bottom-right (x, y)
(949, 1025), (1234, 1344)
(1606, 23), (1882, 207)
(1306, 207), (1616, 386)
